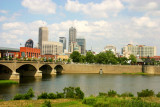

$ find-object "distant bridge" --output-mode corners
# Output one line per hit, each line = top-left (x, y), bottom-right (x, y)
(0, 60), (64, 80)
(1, 61), (160, 80)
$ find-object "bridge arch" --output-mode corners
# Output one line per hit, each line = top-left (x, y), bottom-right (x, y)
(16, 64), (37, 77)
(54, 65), (63, 74)
(39, 64), (53, 75)
(0, 64), (13, 80)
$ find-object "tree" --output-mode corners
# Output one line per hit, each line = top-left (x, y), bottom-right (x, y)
(129, 54), (137, 64)
(117, 57), (128, 65)
(95, 52), (107, 64)
(86, 52), (95, 63)
(70, 51), (81, 62)
(105, 51), (118, 64)
(95, 51), (118, 64)
(80, 55), (86, 63)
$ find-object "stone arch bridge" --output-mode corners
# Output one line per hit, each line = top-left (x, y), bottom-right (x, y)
(0, 61), (64, 80)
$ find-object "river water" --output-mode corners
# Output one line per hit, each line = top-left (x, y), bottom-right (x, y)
(1, 74), (160, 100)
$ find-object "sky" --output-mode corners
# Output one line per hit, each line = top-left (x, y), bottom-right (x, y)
(0, 0), (160, 54)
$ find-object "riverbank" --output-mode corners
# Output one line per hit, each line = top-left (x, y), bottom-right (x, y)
(1, 87), (160, 107)
(0, 99), (88, 107)
(0, 80), (18, 84)
(122, 72), (148, 75)
(0, 97), (160, 107)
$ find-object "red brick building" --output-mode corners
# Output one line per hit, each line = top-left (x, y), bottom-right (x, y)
(20, 47), (40, 58)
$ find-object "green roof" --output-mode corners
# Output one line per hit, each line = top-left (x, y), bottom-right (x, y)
(0, 47), (20, 52)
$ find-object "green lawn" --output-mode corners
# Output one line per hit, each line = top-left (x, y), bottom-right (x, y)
(122, 72), (148, 75)
(0, 80), (18, 84)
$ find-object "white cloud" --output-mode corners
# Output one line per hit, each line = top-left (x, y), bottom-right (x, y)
(1, 19), (160, 53)
(0, 16), (7, 22)
(123, 0), (160, 17)
(1, 20), (47, 47)
(128, 1), (158, 11)
(0, 10), (8, 14)
(132, 17), (158, 28)
(22, 0), (56, 14)
(65, 0), (124, 18)
(2, 22), (25, 30)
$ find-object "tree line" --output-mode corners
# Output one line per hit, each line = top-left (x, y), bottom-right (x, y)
(70, 51), (137, 65)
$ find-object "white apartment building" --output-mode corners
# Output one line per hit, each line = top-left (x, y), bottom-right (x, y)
(122, 44), (156, 58)
(104, 45), (116, 55)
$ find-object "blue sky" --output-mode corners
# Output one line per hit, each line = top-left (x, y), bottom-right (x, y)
(0, 0), (160, 54)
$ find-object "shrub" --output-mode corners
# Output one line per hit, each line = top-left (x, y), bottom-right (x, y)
(13, 88), (34, 100)
(156, 92), (160, 97)
(108, 90), (117, 97)
(41, 100), (51, 107)
(63, 87), (75, 98)
(98, 92), (107, 97)
(13, 94), (24, 100)
(94, 101), (109, 107)
(75, 87), (84, 99)
(38, 92), (48, 99)
(121, 92), (134, 97)
(137, 89), (154, 97)
(56, 92), (64, 98)
(26, 88), (34, 98)
(82, 97), (97, 105)
(48, 93), (57, 99)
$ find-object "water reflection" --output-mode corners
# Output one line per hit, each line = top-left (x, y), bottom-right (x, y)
(1, 74), (160, 100)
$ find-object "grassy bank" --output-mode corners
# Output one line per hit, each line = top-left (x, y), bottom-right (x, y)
(1, 87), (160, 106)
(0, 80), (18, 84)
(0, 99), (89, 107)
(0, 97), (160, 107)
(122, 72), (148, 75)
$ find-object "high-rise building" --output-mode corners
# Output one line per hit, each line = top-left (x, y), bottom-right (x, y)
(38, 27), (63, 55)
(38, 27), (48, 53)
(42, 41), (63, 55)
(76, 38), (86, 54)
(104, 45), (116, 55)
(25, 39), (34, 48)
(122, 44), (157, 58)
(59, 37), (66, 52)
(68, 27), (76, 52)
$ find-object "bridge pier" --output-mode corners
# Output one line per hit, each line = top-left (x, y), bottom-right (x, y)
(35, 70), (42, 77)
(50, 69), (56, 75)
(10, 72), (19, 80)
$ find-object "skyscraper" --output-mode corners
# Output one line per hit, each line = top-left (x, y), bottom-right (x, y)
(68, 27), (76, 52)
(76, 38), (86, 54)
(38, 27), (63, 55)
(59, 37), (66, 52)
(38, 27), (48, 54)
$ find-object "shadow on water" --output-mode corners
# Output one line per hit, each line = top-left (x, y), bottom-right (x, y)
(19, 77), (36, 84)
(42, 74), (53, 80)
(55, 74), (63, 78)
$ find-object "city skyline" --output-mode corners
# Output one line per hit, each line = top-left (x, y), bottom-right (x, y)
(0, 0), (160, 54)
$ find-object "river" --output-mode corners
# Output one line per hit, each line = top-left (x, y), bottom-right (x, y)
(1, 74), (160, 100)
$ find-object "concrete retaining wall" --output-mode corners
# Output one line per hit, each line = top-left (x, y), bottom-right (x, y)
(62, 64), (142, 74)
(144, 66), (160, 74)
